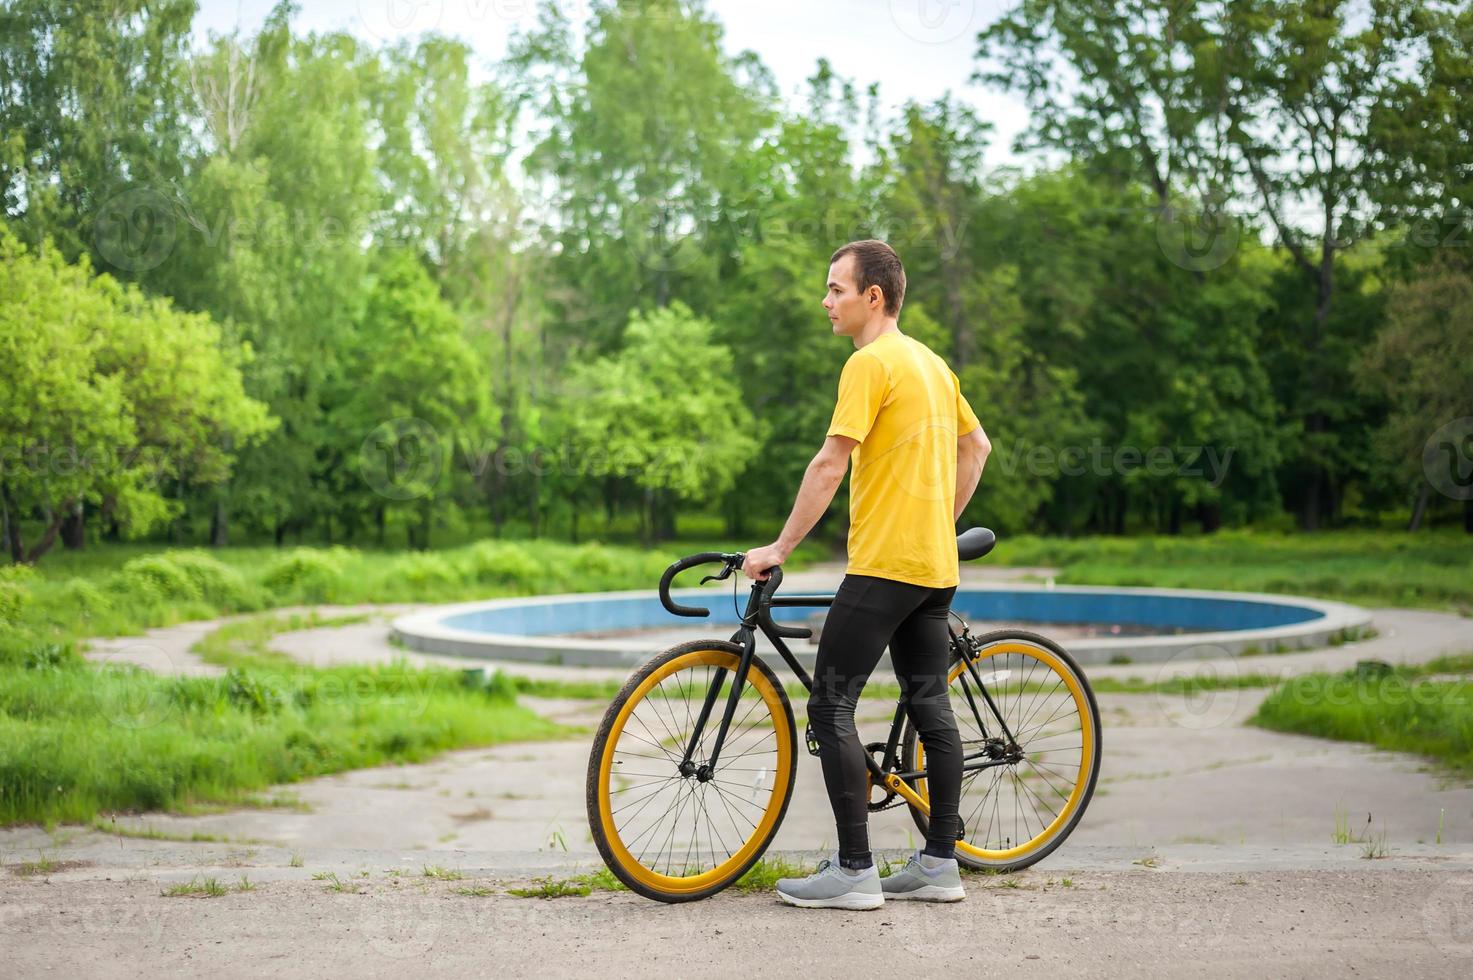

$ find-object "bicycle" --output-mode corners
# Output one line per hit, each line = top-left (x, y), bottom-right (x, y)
(585, 527), (1103, 903)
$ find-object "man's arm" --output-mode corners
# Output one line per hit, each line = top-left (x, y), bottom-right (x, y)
(954, 424), (991, 522)
(742, 434), (856, 580)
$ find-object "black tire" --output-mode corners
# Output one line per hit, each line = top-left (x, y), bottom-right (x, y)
(900, 628), (1102, 873)
(586, 639), (798, 903)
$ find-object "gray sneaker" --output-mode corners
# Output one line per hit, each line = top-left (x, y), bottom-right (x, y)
(879, 850), (966, 902)
(775, 854), (884, 910)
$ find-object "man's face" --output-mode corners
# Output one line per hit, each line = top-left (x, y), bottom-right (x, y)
(823, 254), (871, 338)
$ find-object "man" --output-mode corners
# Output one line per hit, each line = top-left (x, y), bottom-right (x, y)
(743, 239), (991, 910)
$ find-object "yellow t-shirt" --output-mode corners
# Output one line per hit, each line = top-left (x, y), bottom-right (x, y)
(826, 332), (981, 589)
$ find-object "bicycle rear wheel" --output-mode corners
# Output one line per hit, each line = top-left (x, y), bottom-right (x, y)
(586, 640), (797, 903)
(901, 628), (1101, 872)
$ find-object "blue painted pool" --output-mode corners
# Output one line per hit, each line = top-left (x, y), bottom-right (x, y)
(440, 588), (1323, 638)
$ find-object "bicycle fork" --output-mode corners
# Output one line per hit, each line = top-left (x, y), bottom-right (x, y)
(676, 629), (754, 782)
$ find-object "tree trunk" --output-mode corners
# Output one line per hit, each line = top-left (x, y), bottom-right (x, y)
(1407, 484), (1429, 532)
(417, 499), (432, 551)
(1, 484), (20, 563)
(1465, 497), (1473, 535)
(60, 502), (85, 550)
(640, 486), (654, 548)
(1167, 496), (1183, 536)
(210, 499), (229, 547)
(1196, 500), (1222, 534)
(1299, 468), (1323, 530)
(653, 489), (677, 541)
(22, 504), (70, 563)
(536, 465), (547, 536)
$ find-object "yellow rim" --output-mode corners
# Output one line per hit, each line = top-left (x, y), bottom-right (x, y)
(913, 640), (1095, 863)
(595, 648), (794, 895)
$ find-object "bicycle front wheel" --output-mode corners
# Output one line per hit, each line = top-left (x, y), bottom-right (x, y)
(901, 628), (1101, 872)
(586, 640), (797, 902)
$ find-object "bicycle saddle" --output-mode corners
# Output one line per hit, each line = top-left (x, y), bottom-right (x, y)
(957, 526), (997, 561)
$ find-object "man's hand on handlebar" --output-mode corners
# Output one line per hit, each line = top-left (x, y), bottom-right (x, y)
(742, 541), (788, 582)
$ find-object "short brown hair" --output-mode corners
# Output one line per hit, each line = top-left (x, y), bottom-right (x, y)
(830, 239), (906, 317)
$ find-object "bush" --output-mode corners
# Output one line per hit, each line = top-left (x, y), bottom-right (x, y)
(162, 550), (262, 610)
(394, 552), (459, 591)
(459, 541), (543, 589)
(119, 555), (202, 603)
(569, 543), (620, 578)
(0, 564), (34, 625)
(261, 547), (354, 603)
(58, 578), (113, 620)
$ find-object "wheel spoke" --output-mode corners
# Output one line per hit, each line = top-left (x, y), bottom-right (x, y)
(914, 639), (1098, 863)
(595, 650), (789, 890)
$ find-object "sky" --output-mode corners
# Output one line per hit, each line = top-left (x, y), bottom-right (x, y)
(192, 0), (1033, 169)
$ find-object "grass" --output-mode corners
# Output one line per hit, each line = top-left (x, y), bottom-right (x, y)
(0, 610), (565, 825)
(313, 871), (361, 893)
(503, 863), (633, 898)
(1331, 804), (1371, 845)
(502, 857), (834, 900)
(999, 529), (1473, 612)
(421, 865), (465, 881)
(7, 534), (827, 653)
(507, 875), (593, 899)
(0, 534), (826, 827)
(89, 817), (241, 844)
(1251, 670), (1473, 775)
(162, 872), (229, 896)
(455, 884), (497, 897)
(10, 853), (63, 877)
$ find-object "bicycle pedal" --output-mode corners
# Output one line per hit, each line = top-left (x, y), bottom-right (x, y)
(804, 724), (820, 757)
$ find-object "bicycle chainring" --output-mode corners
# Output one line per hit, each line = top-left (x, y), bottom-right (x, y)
(864, 741), (911, 812)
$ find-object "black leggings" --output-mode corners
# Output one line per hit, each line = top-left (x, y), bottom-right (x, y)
(807, 573), (962, 867)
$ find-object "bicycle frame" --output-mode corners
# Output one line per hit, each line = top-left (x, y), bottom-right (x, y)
(678, 575), (1025, 814)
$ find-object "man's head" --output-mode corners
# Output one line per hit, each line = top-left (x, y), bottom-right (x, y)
(824, 239), (906, 339)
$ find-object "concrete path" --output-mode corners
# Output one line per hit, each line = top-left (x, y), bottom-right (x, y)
(16, 572), (1472, 977)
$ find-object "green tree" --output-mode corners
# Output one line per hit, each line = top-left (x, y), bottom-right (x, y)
(876, 95), (994, 369)
(0, 226), (271, 562)
(710, 61), (876, 535)
(0, 0), (196, 265)
(1216, 0), (1421, 527)
(563, 303), (758, 544)
(161, 17), (378, 544)
(331, 251), (498, 549)
(508, 0), (771, 350)
(1357, 253), (1473, 531)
